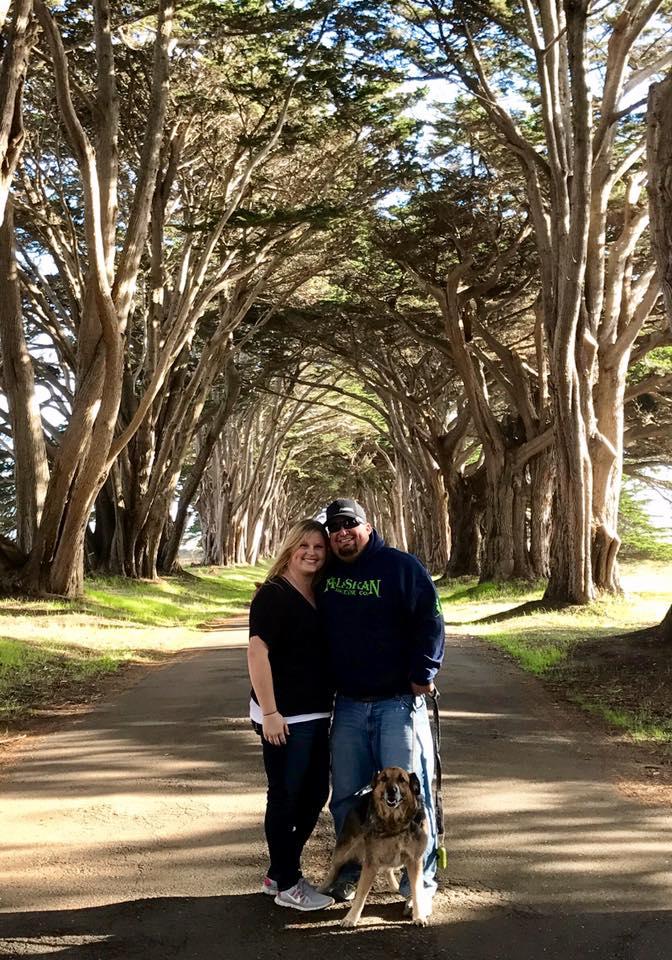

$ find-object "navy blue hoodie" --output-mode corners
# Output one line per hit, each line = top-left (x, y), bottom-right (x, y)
(318, 530), (445, 699)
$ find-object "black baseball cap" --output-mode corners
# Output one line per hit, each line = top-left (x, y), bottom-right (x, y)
(325, 498), (367, 525)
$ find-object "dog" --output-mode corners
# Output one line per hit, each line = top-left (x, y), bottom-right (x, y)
(320, 766), (430, 927)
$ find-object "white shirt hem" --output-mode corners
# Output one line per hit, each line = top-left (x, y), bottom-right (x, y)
(249, 698), (331, 726)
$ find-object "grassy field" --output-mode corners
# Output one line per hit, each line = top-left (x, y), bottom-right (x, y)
(1, 560), (670, 744)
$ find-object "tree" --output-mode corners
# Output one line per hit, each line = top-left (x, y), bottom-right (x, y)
(0, 0), (34, 226)
(3, 0), (175, 596)
(388, 0), (669, 600)
(378, 179), (553, 580)
(647, 66), (672, 639)
(0, 198), (47, 551)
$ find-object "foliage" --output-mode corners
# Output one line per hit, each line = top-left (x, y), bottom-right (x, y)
(618, 482), (672, 561)
(627, 345), (672, 385)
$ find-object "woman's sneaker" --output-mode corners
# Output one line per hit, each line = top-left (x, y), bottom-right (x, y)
(274, 878), (335, 911)
(262, 876), (278, 896)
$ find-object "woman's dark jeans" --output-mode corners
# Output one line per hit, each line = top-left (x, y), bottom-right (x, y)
(256, 716), (330, 892)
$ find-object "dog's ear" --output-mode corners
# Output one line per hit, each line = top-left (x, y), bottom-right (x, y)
(370, 770), (382, 788)
(409, 772), (421, 796)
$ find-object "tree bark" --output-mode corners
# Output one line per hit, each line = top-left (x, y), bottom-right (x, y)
(543, 0), (595, 603)
(480, 450), (531, 582)
(648, 70), (672, 640)
(0, 199), (49, 552)
(444, 469), (483, 578)
(591, 364), (626, 592)
(648, 71), (672, 325)
(0, 0), (33, 226)
(660, 605), (672, 643)
(528, 453), (553, 579)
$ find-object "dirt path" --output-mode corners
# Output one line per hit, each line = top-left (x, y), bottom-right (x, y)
(1, 631), (671, 959)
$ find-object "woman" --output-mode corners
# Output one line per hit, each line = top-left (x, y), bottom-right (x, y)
(247, 519), (335, 912)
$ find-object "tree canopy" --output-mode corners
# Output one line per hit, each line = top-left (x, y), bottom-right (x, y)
(0, 0), (671, 617)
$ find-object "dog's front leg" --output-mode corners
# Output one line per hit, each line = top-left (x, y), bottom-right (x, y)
(406, 859), (430, 927)
(342, 864), (377, 928)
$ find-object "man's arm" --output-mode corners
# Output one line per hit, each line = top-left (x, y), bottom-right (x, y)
(406, 558), (445, 689)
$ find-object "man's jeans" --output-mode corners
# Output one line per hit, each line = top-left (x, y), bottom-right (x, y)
(329, 693), (438, 895)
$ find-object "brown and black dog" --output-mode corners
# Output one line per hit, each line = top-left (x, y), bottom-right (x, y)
(320, 766), (430, 927)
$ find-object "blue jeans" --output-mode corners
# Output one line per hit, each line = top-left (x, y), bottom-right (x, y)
(329, 694), (438, 895)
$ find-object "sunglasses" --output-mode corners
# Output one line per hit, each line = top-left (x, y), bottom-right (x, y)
(326, 517), (362, 534)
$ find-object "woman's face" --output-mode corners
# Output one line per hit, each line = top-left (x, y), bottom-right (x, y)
(286, 531), (327, 580)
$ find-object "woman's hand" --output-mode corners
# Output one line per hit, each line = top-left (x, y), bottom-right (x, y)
(263, 711), (290, 746)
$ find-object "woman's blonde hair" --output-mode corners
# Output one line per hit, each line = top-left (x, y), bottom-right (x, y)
(265, 519), (329, 583)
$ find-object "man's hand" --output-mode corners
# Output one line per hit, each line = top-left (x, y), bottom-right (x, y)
(411, 681), (435, 696)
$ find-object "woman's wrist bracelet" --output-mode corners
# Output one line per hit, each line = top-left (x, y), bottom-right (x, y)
(263, 710), (279, 717)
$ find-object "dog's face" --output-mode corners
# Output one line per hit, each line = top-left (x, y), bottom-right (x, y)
(370, 766), (421, 820)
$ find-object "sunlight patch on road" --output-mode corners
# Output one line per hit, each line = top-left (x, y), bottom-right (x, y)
(0, 935), (112, 954)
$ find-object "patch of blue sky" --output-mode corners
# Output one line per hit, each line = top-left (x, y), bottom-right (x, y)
(18, 249), (58, 277)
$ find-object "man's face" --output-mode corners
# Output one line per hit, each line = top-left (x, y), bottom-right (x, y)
(328, 517), (372, 562)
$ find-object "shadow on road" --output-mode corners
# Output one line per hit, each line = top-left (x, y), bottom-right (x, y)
(0, 896), (670, 960)
(3, 641), (672, 959)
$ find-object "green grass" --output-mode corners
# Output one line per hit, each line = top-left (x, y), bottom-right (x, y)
(0, 566), (263, 724)
(0, 636), (137, 721)
(485, 633), (568, 674)
(439, 577), (545, 621)
(439, 561), (669, 644)
(570, 697), (672, 743)
(78, 565), (263, 626)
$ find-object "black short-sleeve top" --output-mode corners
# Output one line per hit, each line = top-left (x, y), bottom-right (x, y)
(248, 577), (334, 717)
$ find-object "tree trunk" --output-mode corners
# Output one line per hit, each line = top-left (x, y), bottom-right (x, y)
(480, 451), (531, 582)
(445, 469), (483, 578)
(4, 0), (174, 598)
(0, 198), (49, 552)
(591, 364), (626, 593)
(159, 366), (240, 573)
(660, 605), (672, 643)
(528, 454), (553, 579)
(543, 2), (595, 605)
(543, 386), (594, 603)
(89, 476), (117, 571)
(648, 72), (672, 641)
(0, 0), (33, 225)
(198, 450), (232, 566)
(647, 71), (672, 325)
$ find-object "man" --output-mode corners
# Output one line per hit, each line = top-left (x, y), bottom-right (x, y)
(319, 497), (445, 908)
